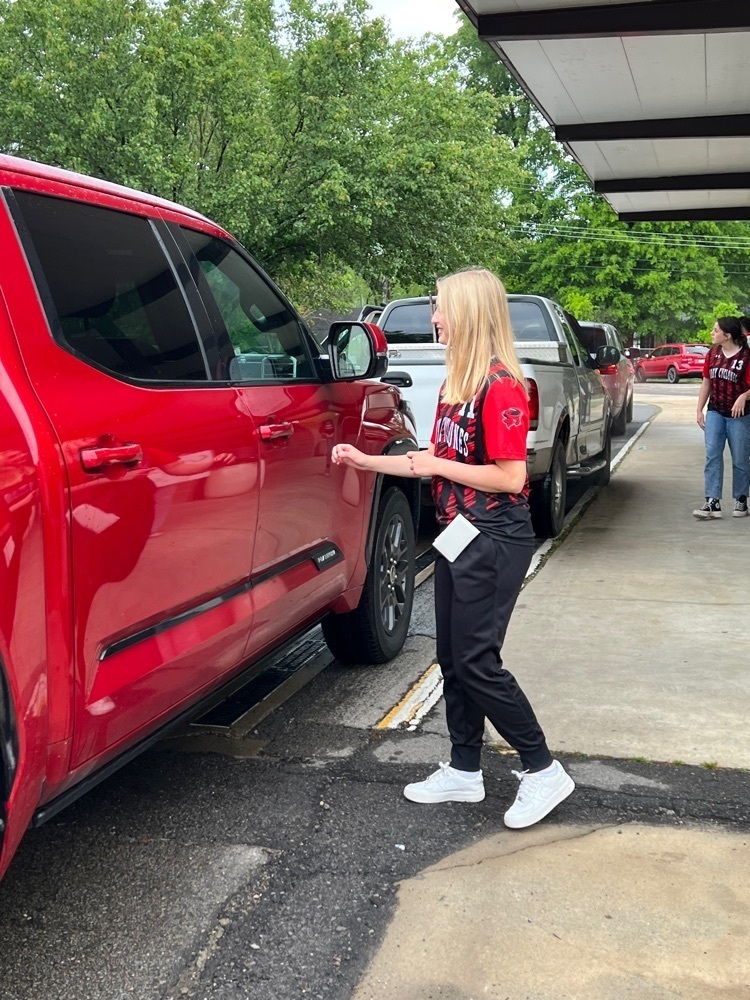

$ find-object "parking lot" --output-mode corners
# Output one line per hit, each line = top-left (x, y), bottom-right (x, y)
(4, 383), (748, 1000)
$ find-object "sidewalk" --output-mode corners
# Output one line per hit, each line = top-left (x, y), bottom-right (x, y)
(354, 393), (750, 1000)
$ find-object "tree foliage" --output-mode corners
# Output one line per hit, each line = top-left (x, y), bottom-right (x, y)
(0, 0), (749, 335)
(0, 0), (521, 309)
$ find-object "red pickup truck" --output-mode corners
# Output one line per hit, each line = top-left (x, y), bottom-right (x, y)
(0, 154), (419, 878)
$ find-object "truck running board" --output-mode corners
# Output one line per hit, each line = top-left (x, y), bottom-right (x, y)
(566, 455), (608, 480)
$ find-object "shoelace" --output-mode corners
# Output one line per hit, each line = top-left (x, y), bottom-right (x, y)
(428, 762), (452, 784)
(511, 768), (532, 800)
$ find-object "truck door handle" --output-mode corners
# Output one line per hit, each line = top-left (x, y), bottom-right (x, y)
(259, 422), (294, 441)
(80, 442), (143, 470)
(381, 371), (413, 388)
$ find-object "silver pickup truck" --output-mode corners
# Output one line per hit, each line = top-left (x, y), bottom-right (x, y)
(378, 295), (616, 538)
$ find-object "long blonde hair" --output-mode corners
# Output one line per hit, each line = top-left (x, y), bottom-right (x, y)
(438, 268), (526, 405)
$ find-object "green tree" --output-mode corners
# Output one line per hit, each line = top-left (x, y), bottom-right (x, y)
(0, 0), (527, 309)
(263, 2), (525, 300)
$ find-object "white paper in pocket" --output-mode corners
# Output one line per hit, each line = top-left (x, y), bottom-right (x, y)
(432, 513), (480, 562)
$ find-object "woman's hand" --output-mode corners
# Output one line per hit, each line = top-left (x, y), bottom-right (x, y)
(331, 444), (372, 470)
(407, 450), (437, 477)
(731, 392), (749, 418)
(696, 408), (706, 430)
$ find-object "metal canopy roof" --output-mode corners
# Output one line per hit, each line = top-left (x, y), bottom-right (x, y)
(455, 0), (750, 221)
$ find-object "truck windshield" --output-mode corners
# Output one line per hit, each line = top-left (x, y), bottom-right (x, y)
(379, 299), (555, 344)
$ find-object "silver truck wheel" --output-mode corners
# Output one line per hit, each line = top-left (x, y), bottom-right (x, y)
(597, 424), (612, 486)
(530, 438), (566, 538)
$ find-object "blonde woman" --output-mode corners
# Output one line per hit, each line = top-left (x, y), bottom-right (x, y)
(332, 268), (574, 829)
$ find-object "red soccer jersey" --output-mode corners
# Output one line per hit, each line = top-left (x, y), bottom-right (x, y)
(430, 363), (533, 542)
(703, 345), (750, 417)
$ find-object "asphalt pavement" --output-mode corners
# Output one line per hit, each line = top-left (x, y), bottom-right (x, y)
(1, 385), (748, 1000)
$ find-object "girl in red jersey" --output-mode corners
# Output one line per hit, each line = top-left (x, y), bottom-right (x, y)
(332, 268), (574, 829)
(694, 317), (750, 520)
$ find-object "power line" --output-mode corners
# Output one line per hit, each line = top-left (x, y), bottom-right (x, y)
(505, 222), (750, 246)
(501, 258), (750, 277)
(502, 221), (750, 251)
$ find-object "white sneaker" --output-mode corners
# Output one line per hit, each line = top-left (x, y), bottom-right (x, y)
(503, 760), (575, 829)
(403, 762), (485, 803)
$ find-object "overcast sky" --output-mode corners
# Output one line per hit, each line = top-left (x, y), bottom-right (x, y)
(366, 0), (461, 39)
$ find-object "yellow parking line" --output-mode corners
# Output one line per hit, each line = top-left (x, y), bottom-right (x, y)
(375, 661), (442, 730)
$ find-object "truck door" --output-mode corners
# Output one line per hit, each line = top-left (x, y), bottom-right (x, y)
(7, 190), (260, 768)
(171, 227), (370, 657)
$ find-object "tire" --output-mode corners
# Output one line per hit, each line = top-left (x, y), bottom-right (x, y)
(667, 366), (679, 384)
(611, 397), (628, 436)
(322, 486), (415, 664)
(626, 390), (633, 424)
(597, 424), (612, 487)
(530, 438), (567, 539)
(635, 367), (647, 383)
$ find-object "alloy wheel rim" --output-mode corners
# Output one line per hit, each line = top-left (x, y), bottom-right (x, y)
(378, 515), (409, 635)
(552, 458), (564, 517)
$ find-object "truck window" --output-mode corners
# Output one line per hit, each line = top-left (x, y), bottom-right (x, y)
(11, 192), (209, 382)
(379, 303), (435, 344)
(578, 325), (608, 354)
(508, 300), (555, 341)
(560, 317), (594, 369)
(181, 229), (314, 381)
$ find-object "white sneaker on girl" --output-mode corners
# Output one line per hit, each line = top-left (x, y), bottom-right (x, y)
(503, 760), (575, 828)
(403, 762), (485, 803)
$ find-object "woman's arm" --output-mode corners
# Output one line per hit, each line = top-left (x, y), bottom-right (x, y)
(331, 443), (435, 478)
(407, 451), (527, 494)
(331, 444), (526, 494)
(697, 378), (710, 429)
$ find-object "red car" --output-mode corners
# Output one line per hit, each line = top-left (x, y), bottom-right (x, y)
(0, 154), (419, 879)
(635, 343), (708, 383)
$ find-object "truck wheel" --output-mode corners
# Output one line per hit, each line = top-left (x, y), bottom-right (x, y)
(611, 398), (628, 436)
(322, 487), (415, 664)
(530, 438), (567, 538)
(667, 366), (679, 384)
(597, 425), (612, 486)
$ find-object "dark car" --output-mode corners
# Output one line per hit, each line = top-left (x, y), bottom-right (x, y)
(623, 347), (651, 364)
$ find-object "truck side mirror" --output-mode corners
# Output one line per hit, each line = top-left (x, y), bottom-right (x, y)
(327, 321), (388, 380)
(595, 345), (620, 368)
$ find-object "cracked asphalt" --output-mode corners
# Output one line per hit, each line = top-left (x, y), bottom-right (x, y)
(0, 568), (748, 1000)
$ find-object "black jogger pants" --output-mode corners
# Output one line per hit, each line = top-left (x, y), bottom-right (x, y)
(434, 530), (552, 773)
